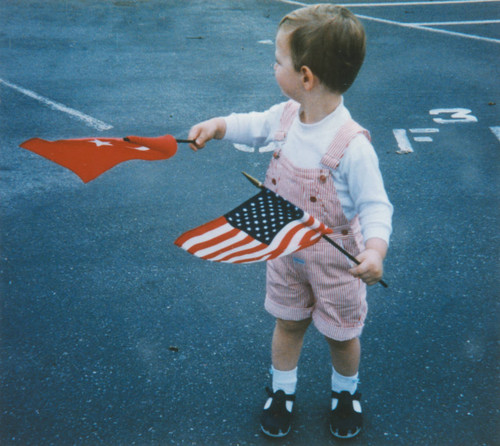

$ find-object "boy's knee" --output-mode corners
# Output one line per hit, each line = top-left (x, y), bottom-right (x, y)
(325, 336), (359, 351)
(277, 317), (312, 333)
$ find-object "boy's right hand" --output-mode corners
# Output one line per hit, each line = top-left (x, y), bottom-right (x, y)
(187, 117), (227, 151)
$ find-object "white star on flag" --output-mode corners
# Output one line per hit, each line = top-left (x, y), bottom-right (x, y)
(89, 139), (113, 147)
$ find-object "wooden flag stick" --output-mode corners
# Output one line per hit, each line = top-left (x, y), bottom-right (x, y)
(242, 171), (388, 288)
(242, 171), (264, 188)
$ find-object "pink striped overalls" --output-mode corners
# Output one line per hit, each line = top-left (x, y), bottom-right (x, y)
(264, 101), (369, 341)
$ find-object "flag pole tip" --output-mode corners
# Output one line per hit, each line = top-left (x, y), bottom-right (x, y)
(242, 171), (263, 189)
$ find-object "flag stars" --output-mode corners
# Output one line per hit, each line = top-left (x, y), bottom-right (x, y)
(224, 189), (304, 243)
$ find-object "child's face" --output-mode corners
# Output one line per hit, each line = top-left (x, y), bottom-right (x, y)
(274, 29), (302, 101)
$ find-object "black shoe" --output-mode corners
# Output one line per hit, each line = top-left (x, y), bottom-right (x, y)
(330, 390), (362, 439)
(260, 387), (295, 438)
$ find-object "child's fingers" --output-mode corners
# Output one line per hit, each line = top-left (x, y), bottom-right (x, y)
(349, 270), (376, 286)
(348, 264), (365, 279)
(187, 125), (205, 151)
(349, 262), (382, 286)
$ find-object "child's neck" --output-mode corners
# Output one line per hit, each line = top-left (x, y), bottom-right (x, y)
(298, 90), (342, 124)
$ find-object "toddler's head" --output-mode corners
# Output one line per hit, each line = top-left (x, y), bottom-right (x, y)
(278, 4), (366, 94)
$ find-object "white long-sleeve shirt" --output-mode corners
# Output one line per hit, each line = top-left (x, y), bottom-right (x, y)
(223, 99), (393, 244)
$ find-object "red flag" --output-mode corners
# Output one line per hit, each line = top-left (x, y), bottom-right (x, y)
(175, 188), (333, 263)
(19, 135), (178, 183)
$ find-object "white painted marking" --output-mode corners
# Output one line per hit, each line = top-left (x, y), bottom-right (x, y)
(0, 78), (113, 131)
(409, 128), (440, 133)
(355, 13), (500, 44)
(412, 19), (500, 26)
(340, 0), (499, 7)
(393, 129), (414, 154)
(278, 1), (500, 44)
(490, 126), (500, 142)
(234, 141), (275, 153)
(430, 108), (478, 124)
(410, 128), (439, 142)
(258, 39), (274, 45)
(278, 0), (307, 6)
(259, 142), (276, 153)
(279, 0), (500, 8)
(233, 143), (255, 153)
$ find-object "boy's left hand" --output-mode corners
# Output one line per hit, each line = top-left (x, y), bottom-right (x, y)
(349, 249), (383, 286)
(348, 238), (387, 286)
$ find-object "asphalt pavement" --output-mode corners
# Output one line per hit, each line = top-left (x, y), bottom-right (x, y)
(1, 1), (499, 445)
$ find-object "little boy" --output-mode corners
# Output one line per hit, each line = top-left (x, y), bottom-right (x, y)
(187, 4), (392, 439)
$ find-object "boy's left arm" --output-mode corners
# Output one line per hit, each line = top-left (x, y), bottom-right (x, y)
(349, 238), (388, 286)
(341, 135), (392, 286)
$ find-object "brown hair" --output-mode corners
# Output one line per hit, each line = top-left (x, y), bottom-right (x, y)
(279, 4), (366, 93)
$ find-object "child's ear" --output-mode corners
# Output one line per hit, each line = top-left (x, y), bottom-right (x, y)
(300, 65), (317, 91)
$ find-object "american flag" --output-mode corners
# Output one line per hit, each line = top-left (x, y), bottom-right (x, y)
(174, 188), (333, 264)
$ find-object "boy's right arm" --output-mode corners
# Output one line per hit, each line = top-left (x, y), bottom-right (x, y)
(188, 118), (227, 151)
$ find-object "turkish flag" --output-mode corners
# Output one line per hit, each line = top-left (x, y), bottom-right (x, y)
(19, 135), (178, 183)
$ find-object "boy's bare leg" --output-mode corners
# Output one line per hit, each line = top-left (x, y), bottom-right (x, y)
(271, 318), (312, 371)
(325, 337), (360, 376)
(261, 318), (311, 437)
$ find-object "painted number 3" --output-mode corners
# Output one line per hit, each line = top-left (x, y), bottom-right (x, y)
(429, 108), (478, 124)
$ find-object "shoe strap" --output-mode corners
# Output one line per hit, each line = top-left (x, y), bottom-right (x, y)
(332, 390), (361, 400)
(266, 386), (296, 401)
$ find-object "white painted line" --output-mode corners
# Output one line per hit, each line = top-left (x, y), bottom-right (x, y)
(233, 143), (255, 153)
(259, 142), (277, 152)
(277, 0), (500, 44)
(393, 129), (414, 154)
(408, 24), (500, 44)
(278, 0), (307, 6)
(355, 13), (500, 44)
(409, 128), (440, 133)
(279, 0), (500, 7)
(490, 126), (500, 142)
(340, 0), (499, 7)
(0, 78), (113, 131)
(411, 19), (500, 26)
(413, 136), (434, 142)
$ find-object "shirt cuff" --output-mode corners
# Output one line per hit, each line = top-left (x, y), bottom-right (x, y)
(362, 226), (392, 247)
(221, 115), (237, 141)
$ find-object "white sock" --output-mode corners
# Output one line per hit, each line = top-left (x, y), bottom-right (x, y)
(271, 365), (297, 395)
(266, 366), (297, 412)
(331, 366), (359, 395)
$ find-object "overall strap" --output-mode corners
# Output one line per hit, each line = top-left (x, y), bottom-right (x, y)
(274, 100), (300, 141)
(321, 119), (370, 170)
